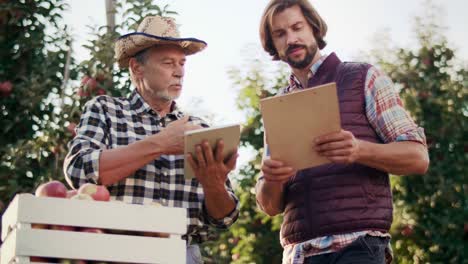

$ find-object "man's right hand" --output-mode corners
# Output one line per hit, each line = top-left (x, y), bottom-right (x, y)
(153, 116), (202, 155)
(256, 158), (296, 216)
(261, 158), (297, 184)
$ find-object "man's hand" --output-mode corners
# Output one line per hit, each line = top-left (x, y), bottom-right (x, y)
(187, 140), (238, 190)
(314, 129), (361, 164)
(154, 116), (202, 155)
(261, 158), (297, 184)
(256, 158), (295, 216)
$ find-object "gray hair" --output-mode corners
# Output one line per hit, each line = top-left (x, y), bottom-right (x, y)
(133, 47), (151, 64)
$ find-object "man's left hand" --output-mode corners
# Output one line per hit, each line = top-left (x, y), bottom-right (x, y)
(314, 129), (361, 164)
(187, 140), (238, 190)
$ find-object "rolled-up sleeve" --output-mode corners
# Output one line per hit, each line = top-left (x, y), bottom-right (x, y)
(365, 66), (427, 145)
(63, 98), (108, 189)
(201, 179), (240, 228)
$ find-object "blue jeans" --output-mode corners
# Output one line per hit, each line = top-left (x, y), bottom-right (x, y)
(304, 235), (389, 264)
(186, 244), (203, 264)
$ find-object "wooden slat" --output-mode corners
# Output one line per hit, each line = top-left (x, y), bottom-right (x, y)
(3, 228), (185, 264)
(1, 194), (187, 240)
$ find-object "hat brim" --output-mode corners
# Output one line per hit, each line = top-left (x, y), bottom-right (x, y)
(115, 32), (207, 68)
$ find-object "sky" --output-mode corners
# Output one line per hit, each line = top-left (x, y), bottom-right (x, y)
(64, 0), (467, 125)
(63, 0), (467, 165)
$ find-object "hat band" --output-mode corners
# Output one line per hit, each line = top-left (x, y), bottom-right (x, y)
(118, 32), (207, 45)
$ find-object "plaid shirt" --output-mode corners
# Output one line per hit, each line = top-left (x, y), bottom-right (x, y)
(283, 231), (392, 264)
(279, 54), (426, 263)
(64, 90), (240, 244)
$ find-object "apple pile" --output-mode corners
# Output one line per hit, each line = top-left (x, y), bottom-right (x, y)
(32, 181), (111, 231)
(34, 181), (110, 201)
(31, 181), (110, 263)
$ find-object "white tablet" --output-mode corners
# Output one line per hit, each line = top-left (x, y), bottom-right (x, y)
(184, 124), (241, 179)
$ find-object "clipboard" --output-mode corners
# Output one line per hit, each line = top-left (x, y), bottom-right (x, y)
(184, 124), (241, 179)
(259, 82), (341, 170)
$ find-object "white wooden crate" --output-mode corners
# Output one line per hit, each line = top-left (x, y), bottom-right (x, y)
(0, 194), (187, 264)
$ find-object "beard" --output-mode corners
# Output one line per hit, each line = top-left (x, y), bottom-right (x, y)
(283, 42), (318, 69)
(153, 90), (180, 102)
(148, 81), (182, 102)
(143, 86), (180, 103)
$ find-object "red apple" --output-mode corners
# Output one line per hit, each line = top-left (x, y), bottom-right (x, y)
(30, 256), (50, 263)
(96, 88), (106, 95)
(78, 183), (110, 201)
(76, 88), (89, 97)
(140, 231), (170, 238)
(422, 58), (432, 66)
(51, 225), (76, 232)
(418, 91), (429, 99)
(86, 78), (97, 91)
(80, 227), (105, 234)
(401, 225), (414, 237)
(32, 223), (50, 230)
(67, 122), (77, 136)
(80, 75), (91, 86)
(66, 189), (78, 198)
(35, 181), (67, 198)
(81, 75), (97, 92)
(70, 193), (93, 201)
(51, 145), (61, 154)
(95, 72), (108, 82)
(0, 81), (13, 97)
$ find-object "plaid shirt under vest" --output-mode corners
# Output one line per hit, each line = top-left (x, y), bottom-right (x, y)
(280, 54), (426, 264)
(64, 89), (240, 244)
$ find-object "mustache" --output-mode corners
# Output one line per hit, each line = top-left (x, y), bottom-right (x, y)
(286, 44), (306, 55)
(171, 79), (183, 86)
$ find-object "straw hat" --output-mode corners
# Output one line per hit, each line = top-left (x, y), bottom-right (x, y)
(115, 16), (207, 68)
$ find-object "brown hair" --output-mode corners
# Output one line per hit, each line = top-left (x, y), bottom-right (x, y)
(259, 0), (328, 60)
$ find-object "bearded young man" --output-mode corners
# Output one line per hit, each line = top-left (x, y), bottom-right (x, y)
(255, 1), (429, 263)
(64, 16), (239, 264)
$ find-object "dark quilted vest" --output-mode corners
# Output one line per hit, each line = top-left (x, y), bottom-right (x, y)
(280, 53), (393, 246)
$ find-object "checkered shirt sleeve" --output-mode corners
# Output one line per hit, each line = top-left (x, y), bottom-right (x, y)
(202, 179), (240, 228)
(64, 99), (107, 188)
(365, 66), (426, 145)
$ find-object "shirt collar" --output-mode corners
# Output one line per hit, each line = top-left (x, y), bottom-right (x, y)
(129, 89), (184, 119)
(287, 53), (329, 92)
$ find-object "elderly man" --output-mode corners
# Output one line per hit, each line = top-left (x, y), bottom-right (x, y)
(255, 0), (429, 263)
(64, 16), (239, 263)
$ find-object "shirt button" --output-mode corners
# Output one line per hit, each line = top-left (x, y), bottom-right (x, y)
(303, 243), (312, 252)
